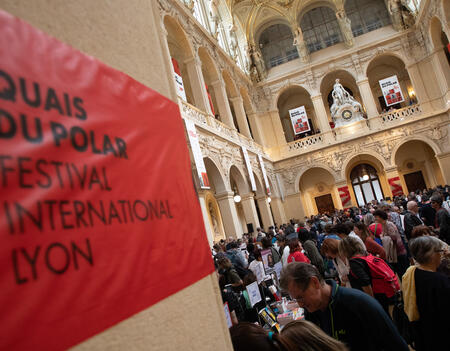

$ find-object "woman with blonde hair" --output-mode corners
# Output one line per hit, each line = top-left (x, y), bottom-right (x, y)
(320, 238), (350, 287)
(282, 319), (348, 351)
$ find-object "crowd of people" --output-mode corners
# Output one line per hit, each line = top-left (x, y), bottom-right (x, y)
(213, 185), (450, 350)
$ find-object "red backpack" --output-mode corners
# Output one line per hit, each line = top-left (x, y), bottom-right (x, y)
(352, 254), (400, 298)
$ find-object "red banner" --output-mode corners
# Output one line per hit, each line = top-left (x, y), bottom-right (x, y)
(338, 186), (351, 208)
(388, 176), (404, 197)
(0, 11), (213, 351)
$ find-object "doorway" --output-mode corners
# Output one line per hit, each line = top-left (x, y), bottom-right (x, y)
(404, 171), (426, 193)
(315, 194), (335, 214)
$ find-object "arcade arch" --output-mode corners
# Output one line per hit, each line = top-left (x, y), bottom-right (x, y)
(367, 54), (414, 112)
(198, 47), (220, 115)
(320, 70), (361, 122)
(258, 23), (298, 69)
(299, 6), (343, 54)
(344, 0), (391, 37)
(394, 140), (445, 193)
(299, 167), (339, 216)
(344, 154), (389, 207)
(277, 86), (318, 143)
(164, 16), (196, 106)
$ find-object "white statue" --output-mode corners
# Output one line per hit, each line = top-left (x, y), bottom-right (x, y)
(248, 44), (266, 81)
(336, 10), (354, 47)
(209, 0), (220, 38)
(229, 24), (238, 60)
(330, 79), (364, 128)
(388, 0), (404, 31)
(293, 27), (309, 63)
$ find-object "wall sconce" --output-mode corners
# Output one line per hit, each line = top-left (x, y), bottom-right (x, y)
(361, 165), (370, 181)
(233, 194), (241, 203)
(267, 197), (272, 204)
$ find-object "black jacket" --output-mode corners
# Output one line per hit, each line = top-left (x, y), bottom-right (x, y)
(419, 204), (435, 227)
(403, 211), (423, 240)
(305, 280), (409, 351)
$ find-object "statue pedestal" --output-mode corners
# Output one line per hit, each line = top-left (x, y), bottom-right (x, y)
(334, 119), (368, 140)
(333, 102), (365, 128)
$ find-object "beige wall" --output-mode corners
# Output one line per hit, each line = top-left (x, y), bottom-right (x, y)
(0, 1), (232, 350)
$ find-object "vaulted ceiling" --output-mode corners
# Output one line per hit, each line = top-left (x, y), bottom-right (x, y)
(226, 0), (344, 43)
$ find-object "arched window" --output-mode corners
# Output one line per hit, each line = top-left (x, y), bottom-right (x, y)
(193, 0), (207, 28)
(300, 7), (342, 54)
(259, 24), (298, 68)
(345, 0), (391, 37)
(351, 164), (384, 206)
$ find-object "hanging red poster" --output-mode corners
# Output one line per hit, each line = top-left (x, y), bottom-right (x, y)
(388, 177), (404, 197)
(0, 10), (214, 351)
(338, 186), (351, 208)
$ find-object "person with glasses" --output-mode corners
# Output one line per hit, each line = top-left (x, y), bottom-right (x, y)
(280, 263), (408, 351)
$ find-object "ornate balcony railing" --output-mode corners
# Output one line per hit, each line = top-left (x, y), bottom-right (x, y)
(380, 104), (422, 124)
(179, 100), (265, 155)
(287, 134), (324, 151)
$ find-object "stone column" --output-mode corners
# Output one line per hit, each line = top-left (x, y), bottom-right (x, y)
(184, 55), (212, 114)
(311, 94), (331, 133)
(270, 198), (287, 226)
(356, 78), (379, 118)
(405, 63), (430, 106)
(247, 112), (266, 145)
(210, 78), (236, 128)
(216, 191), (243, 239)
(436, 152), (450, 185)
(256, 196), (274, 229)
(198, 191), (215, 246)
(230, 96), (252, 138)
(268, 110), (288, 147)
(430, 49), (450, 104)
(240, 193), (261, 230)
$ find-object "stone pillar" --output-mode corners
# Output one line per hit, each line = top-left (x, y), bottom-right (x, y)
(270, 198), (287, 226)
(247, 112), (266, 145)
(241, 193), (261, 230)
(268, 110), (288, 147)
(406, 62), (430, 106)
(256, 196), (274, 230)
(430, 49), (450, 104)
(184, 55), (212, 114)
(198, 191), (215, 246)
(230, 96), (252, 138)
(311, 94), (331, 133)
(210, 78), (235, 128)
(216, 191), (243, 239)
(356, 78), (379, 118)
(436, 152), (450, 185)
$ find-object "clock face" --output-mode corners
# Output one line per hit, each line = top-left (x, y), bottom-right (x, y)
(342, 109), (353, 120)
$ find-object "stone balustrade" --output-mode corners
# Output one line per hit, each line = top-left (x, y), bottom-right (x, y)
(287, 134), (324, 151)
(380, 104), (422, 124)
(181, 99), (425, 162)
(179, 100), (265, 156)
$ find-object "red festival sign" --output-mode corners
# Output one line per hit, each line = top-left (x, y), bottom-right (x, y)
(0, 11), (214, 350)
(388, 176), (404, 197)
(338, 186), (352, 208)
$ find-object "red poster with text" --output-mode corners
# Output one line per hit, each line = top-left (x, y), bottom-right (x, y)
(0, 11), (214, 351)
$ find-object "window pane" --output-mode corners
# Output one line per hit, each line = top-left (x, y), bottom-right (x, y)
(362, 182), (375, 203)
(372, 180), (384, 201)
(354, 184), (365, 207)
